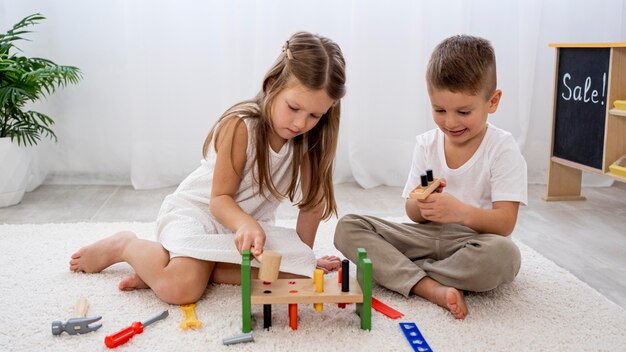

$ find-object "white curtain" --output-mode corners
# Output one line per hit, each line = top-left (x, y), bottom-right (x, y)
(1, 0), (624, 190)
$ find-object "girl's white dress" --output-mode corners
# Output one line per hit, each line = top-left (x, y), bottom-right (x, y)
(156, 118), (316, 277)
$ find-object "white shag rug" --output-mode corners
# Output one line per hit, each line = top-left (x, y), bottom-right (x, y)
(1, 220), (625, 352)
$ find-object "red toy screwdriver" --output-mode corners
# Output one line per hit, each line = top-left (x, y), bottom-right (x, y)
(104, 310), (169, 348)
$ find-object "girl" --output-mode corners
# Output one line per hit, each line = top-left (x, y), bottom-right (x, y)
(69, 31), (346, 305)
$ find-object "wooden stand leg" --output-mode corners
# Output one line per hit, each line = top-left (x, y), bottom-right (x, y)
(544, 160), (587, 201)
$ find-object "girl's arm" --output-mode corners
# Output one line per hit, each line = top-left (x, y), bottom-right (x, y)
(209, 118), (265, 256)
(297, 154), (341, 273)
(295, 154), (324, 248)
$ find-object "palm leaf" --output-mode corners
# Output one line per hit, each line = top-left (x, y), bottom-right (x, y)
(0, 13), (81, 146)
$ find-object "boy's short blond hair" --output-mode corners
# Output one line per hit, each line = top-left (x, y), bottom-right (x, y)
(426, 35), (496, 98)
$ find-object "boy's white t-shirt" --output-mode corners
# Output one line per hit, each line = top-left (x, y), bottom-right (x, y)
(402, 123), (527, 209)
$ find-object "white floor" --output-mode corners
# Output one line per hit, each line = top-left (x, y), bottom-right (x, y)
(1, 182), (625, 309)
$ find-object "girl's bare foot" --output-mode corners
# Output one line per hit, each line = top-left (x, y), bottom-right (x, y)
(119, 273), (149, 291)
(316, 255), (342, 273)
(69, 231), (136, 273)
(412, 276), (468, 319)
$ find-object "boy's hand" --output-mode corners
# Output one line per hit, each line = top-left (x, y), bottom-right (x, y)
(417, 190), (468, 224)
(234, 222), (266, 256)
(434, 178), (446, 193)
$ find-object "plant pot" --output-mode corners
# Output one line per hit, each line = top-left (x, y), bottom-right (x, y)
(0, 137), (31, 207)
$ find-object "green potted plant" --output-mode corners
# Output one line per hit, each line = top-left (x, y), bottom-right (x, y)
(0, 13), (82, 207)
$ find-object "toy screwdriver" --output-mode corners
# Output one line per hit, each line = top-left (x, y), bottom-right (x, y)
(104, 310), (169, 348)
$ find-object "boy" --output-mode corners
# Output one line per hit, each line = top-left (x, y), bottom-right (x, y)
(334, 35), (527, 320)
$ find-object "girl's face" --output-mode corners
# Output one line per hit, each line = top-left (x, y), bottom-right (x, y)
(269, 80), (334, 148)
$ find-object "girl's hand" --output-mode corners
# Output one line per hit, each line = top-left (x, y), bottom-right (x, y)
(417, 191), (468, 224)
(234, 222), (266, 256)
(316, 255), (342, 273)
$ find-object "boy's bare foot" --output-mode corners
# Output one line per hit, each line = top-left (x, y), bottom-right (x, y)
(119, 273), (149, 291)
(69, 231), (136, 273)
(441, 287), (467, 320)
(316, 255), (342, 273)
(411, 276), (468, 320)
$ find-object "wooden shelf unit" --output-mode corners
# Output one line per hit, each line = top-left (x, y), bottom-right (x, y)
(545, 43), (626, 201)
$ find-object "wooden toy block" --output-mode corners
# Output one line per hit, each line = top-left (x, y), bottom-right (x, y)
(338, 262), (349, 309)
(372, 297), (404, 319)
(73, 297), (89, 317)
(288, 304), (298, 330)
(313, 268), (324, 312)
(409, 178), (440, 200)
(263, 304), (271, 329)
(399, 322), (432, 351)
(241, 250), (252, 333)
(341, 259), (349, 292)
(356, 248), (372, 330)
(256, 250), (282, 283)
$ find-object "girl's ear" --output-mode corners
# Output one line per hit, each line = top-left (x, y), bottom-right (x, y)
(264, 77), (276, 92)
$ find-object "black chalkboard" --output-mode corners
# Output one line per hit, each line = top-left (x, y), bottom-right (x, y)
(553, 48), (610, 170)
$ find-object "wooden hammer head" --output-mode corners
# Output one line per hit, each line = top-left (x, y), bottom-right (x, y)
(256, 250), (282, 282)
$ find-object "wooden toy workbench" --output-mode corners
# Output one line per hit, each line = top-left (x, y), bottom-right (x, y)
(241, 248), (372, 332)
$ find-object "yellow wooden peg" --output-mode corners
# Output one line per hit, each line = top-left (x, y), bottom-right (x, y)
(313, 269), (324, 312)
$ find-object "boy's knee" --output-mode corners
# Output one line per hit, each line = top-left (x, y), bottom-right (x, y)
(463, 236), (521, 292)
(486, 237), (521, 289)
(333, 214), (363, 250)
(499, 238), (521, 278)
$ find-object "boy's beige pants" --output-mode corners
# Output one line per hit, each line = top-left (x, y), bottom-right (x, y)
(334, 214), (521, 297)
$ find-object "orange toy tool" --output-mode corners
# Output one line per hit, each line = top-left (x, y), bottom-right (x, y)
(104, 310), (168, 348)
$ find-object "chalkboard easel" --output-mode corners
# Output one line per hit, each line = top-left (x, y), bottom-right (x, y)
(545, 43), (626, 201)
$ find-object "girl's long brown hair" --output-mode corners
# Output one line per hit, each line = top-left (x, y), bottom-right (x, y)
(202, 31), (346, 220)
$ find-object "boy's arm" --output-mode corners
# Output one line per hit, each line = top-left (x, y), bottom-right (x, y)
(405, 198), (428, 223)
(417, 191), (520, 235)
(462, 201), (519, 235)
(295, 153), (323, 248)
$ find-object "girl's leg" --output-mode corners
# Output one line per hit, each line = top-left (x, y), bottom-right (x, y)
(70, 230), (214, 304)
(70, 231), (139, 273)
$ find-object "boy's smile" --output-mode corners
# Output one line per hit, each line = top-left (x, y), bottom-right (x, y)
(428, 88), (502, 148)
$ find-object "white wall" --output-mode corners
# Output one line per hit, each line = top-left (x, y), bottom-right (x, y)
(1, 0), (624, 189)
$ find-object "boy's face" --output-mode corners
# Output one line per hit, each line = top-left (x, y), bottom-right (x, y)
(428, 88), (502, 147)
